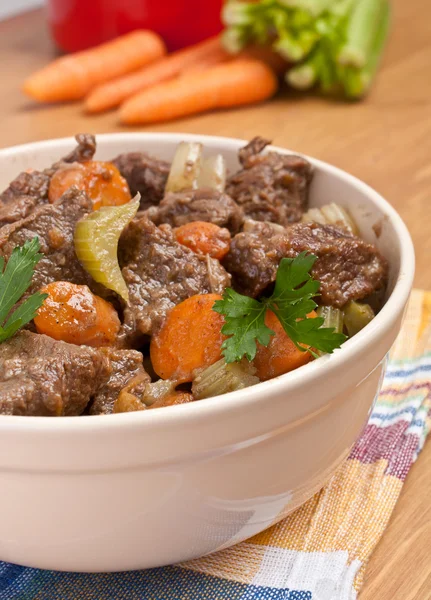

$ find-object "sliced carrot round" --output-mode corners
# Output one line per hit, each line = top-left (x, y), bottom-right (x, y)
(253, 310), (316, 381)
(150, 294), (225, 382)
(34, 281), (120, 347)
(174, 221), (231, 260)
(48, 161), (131, 210)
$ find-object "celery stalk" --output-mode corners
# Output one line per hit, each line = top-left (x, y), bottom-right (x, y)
(337, 0), (386, 68)
(275, 33), (308, 61)
(222, 27), (246, 53)
(342, 1), (390, 98)
(280, 0), (333, 18)
(222, 1), (255, 26)
(286, 55), (318, 89)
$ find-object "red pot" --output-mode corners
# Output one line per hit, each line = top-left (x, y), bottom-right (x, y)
(47, 0), (224, 53)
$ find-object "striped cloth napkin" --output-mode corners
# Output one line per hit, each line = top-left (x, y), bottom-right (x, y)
(1, 289), (430, 600)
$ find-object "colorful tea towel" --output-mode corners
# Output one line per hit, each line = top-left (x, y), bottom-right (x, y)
(1, 289), (430, 600)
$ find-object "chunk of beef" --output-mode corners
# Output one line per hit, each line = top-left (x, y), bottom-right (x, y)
(224, 221), (388, 308)
(146, 189), (244, 233)
(119, 216), (231, 340)
(0, 192), (48, 229)
(0, 187), (93, 294)
(226, 137), (313, 225)
(90, 348), (149, 415)
(59, 133), (97, 165)
(0, 170), (50, 206)
(0, 331), (111, 416)
(112, 152), (170, 209)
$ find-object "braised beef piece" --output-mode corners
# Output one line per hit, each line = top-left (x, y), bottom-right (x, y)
(119, 216), (231, 341)
(0, 187), (93, 294)
(224, 221), (388, 308)
(90, 348), (149, 415)
(0, 134), (96, 227)
(112, 152), (170, 209)
(0, 170), (51, 228)
(226, 137), (313, 225)
(0, 170), (50, 207)
(0, 190), (48, 229)
(58, 133), (97, 166)
(0, 332), (111, 416)
(146, 189), (244, 233)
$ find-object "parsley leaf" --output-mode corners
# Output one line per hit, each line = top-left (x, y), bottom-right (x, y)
(213, 251), (347, 363)
(0, 237), (48, 343)
(213, 289), (273, 362)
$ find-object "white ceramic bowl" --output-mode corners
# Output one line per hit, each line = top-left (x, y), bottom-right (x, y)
(0, 134), (414, 572)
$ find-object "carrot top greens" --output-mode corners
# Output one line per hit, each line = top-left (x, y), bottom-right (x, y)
(0, 237), (47, 343)
(213, 252), (347, 363)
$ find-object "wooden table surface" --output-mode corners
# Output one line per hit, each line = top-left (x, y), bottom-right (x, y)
(0, 3), (430, 597)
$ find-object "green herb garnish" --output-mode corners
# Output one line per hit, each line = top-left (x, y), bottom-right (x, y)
(213, 252), (347, 363)
(0, 237), (48, 343)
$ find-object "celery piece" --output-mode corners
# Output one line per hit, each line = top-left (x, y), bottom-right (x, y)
(337, 0), (386, 68)
(142, 380), (177, 407)
(165, 142), (203, 193)
(192, 359), (259, 400)
(320, 203), (359, 234)
(301, 206), (328, 225)
(316, 305), (344, 356)
(198, 154), (227, 193)
(74, 195), (140, 302)
(343, 301), (375, 337)
(302, 203), (358, 234)
(316, 306), (344, 334)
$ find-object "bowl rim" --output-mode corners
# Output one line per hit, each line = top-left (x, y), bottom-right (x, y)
(0, 132), (415, 433)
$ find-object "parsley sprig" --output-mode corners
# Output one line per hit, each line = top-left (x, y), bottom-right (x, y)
(213, 252), (347, 363)
(0, 237), (48, 343)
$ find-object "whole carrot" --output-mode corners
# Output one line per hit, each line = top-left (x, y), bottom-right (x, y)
(120, 58), (278, 125)
(85, 36), (228, 114)
(23, 30), (166, 103)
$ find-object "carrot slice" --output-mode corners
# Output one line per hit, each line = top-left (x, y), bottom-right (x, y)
(174, 221), (231, 260)
(48, 161), (131, 210)
(85, 36), (227, 113)
(253, 310), (316, 381)
(119, 58), (278, 125)
(23, 30), (166, 103)
(150, 294), (225, 383)
(34, 282), (120, 347)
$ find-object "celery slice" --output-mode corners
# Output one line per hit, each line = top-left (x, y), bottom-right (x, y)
(74, 195), (140, 302)
(165, 142), (203, 193)
(316, 306), (344, 334)
(302, 203), (358, 235)
(316, 305), (344, 355)
(198, 154), (227, 192)
(192, 358), (259, 400)
(343, 301), (375, 337)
